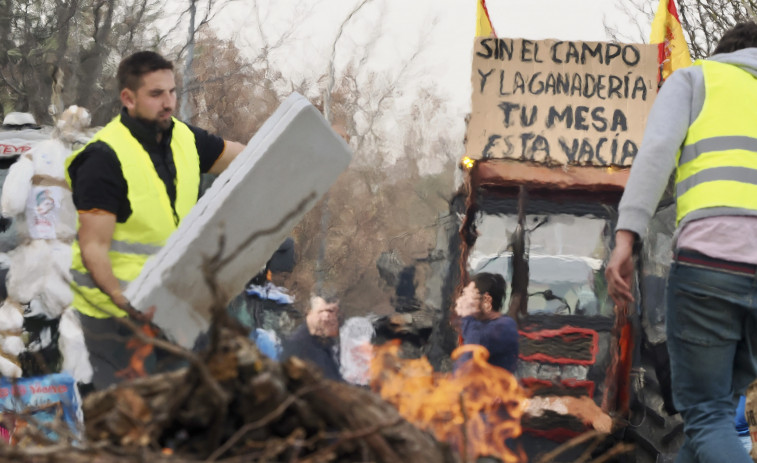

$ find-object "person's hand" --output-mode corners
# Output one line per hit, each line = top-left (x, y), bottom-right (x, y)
(605, 230), (637, 307)
(112, 290), (154, 324)
(454, 282), (480, 317)
(125, 305), (156, 324)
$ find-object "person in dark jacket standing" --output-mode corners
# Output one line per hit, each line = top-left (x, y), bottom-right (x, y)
(283, 293), (342, 381)
(454, 272), (519, 373)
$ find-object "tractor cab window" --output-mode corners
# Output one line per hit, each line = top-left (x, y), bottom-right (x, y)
(468, 211), (614, 317)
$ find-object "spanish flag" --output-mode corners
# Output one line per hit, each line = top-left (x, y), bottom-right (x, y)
(476, 0), (496, 37)
(649, 0), (692, 83)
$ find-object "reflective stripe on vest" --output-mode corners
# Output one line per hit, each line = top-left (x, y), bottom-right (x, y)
(70, 269), (130, 290)
(675, 60), (757, 225)
(678, 136), (757, 167)
(65, 115), (200, 318)
(108, 239), (163, 256)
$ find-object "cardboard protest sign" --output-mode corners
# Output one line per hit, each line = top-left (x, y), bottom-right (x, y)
(466, 38), (658, 166)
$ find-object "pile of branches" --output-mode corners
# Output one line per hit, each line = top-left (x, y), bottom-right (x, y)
(0, 319), (457, 463)
(0, 320), (637, 463)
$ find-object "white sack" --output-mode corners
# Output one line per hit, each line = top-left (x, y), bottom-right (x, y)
(1, 335), (25, 357)
(58, 308), (93, 384)
(29, 139), (68, 179)
(1, 156), (34, 216)
(0, 300), (24, 332)
(0, 355), (21, 378)
(49, 240), (73, 274)
(54, 189), (77, 241)
(7, 240), (49, 303)
(38, 277), (72, 318)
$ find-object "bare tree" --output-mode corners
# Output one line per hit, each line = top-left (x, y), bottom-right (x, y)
(184, 1), (458, 316)
(677, 0), (756, 57)
(176, 0), (311, 132)
(606, 0), (757, 59)
(323, 0), (374, 124)
(175, 0), (237, 121)
(0, 0), (164, 124)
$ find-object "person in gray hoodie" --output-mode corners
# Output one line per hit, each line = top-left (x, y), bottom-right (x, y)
(606, 22), (757, 463)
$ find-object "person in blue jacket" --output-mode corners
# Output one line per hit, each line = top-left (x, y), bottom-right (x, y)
(454, 272), (519, 373)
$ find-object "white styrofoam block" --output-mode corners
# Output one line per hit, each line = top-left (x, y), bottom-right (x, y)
(125, 93), (353, 348)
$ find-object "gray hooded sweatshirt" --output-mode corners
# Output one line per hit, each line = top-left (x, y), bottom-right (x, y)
(617, 48), (757, 240)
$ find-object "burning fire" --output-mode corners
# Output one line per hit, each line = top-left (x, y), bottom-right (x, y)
(115, 323), (159, 379)
(370, 341), (528, 462)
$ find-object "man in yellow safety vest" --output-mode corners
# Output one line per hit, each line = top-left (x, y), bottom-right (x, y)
(66, 51), (245, 390)
(606, 22), (757, 463)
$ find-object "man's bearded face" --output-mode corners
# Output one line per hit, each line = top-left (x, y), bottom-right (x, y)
(307, 297), (340, 338)
(122, 69), (176, 131)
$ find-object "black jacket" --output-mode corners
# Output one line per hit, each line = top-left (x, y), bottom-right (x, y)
(282, 324), (342, 381)
(67, 108), (224, 222)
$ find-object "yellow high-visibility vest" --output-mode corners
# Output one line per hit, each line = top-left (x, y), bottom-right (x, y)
(65, 115), (200, 318)
(676, 60), (757, 225)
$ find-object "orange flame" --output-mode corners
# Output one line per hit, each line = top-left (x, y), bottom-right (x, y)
(371, 341), (527, 462)
(115, 323), (158, 379)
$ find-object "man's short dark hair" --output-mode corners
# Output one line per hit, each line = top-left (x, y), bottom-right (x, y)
(117, 51), (174, 91)
(308, 287), (340, 313)
(713, 21), (757, 55)
(471, 272), (507, 312)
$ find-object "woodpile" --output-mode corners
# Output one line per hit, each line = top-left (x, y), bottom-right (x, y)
(0, 321), (457, 463)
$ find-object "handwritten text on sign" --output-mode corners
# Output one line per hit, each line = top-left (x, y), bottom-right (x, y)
(466, 38), (657, 166)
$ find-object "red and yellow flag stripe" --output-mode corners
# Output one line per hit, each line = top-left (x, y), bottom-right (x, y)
(649, 0), (692, 82)
(476, 0), (496, 37)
